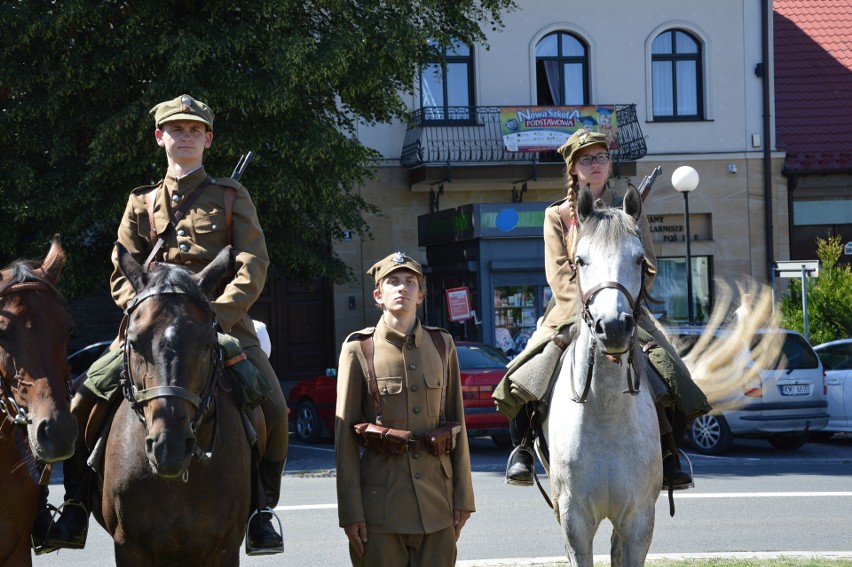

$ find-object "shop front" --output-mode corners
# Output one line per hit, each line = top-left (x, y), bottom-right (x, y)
(418, 202), (552, 358)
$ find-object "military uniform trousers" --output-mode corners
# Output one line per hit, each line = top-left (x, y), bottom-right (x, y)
(349, 525), (457, 567)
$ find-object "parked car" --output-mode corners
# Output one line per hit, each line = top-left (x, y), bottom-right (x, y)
(67, 340), (112, 381)
(288, 341), (511, 446)
(813, 339), (852, 437)
(668, 326), (828, 455)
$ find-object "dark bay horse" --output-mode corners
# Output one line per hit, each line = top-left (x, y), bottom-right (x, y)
(92, 244), (252, 566)
(0, 236), (76, 567)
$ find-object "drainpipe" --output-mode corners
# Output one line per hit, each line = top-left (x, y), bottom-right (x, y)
(761, 0), (775, 282)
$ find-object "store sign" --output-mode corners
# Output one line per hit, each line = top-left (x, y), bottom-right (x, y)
(646, 214), (712, 243)
(500, 105), (619, 153)
(446, 287), (473, 322)
(844, 241), (852, 255)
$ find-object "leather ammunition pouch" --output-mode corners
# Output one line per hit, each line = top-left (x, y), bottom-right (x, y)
(353, 422), (412, 456)
(424, 421), (461, 456)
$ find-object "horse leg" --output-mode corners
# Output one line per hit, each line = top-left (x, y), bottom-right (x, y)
(611, 508), (655, 567)
(561, 509), (597, 567)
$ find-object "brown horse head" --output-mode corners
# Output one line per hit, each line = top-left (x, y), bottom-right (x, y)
(0, 235), (77, 462)
(117, 243), (233, 478)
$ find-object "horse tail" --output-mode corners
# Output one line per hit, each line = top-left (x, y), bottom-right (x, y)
(666, 279), (786, 411)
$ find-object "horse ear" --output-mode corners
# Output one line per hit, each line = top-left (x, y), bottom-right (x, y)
(117, 242), (147, 292)
(623, 184), (642, 222)
(36, 234), (66, 285)
(195, 246), (234, 296)
(577, 184), (594, 222)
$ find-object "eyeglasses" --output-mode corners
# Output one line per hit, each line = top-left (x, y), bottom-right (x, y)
(577, 153), (611, 166)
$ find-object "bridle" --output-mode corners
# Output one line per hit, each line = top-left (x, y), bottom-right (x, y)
(565, 256), (656, 403)
(120, 285), (222, 468)
(0, 281), (72, 430)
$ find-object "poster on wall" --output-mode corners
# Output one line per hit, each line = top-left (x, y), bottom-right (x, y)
(500, 105), (619, 153)
(445, 287), (473, 322)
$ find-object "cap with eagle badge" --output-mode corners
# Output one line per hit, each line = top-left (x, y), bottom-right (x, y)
(368, 252), (423, 284)
(150, 94), (214, 130)
(556, 128), (608, 165)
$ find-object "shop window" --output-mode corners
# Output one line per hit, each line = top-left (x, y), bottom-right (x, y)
(649, 256), (712, 322)
(493, 285), (551, 358)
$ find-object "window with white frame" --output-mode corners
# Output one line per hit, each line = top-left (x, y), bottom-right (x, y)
(535, 31), (589, 106)
(651, 29), (704, 121)
(420, 38), (473, 122)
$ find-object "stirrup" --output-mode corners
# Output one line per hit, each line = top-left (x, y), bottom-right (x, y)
(245, 507), (284, 556)
(504, 445), (535, 487)
(33, 500), (89, 554)
(662, 448), (695, 491)
(32, 503), (60, 555)
(675, 448), (695, 490)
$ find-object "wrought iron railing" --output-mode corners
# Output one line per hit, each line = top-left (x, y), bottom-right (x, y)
(400, 104), (646, 168)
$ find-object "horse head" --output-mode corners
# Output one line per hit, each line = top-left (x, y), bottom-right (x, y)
(0, 235), (77, 462)
(574, 184), (645, 355)
(117, 243), (233, 478)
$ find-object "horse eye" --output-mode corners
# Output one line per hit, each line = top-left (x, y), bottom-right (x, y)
(575, 257), (586, 267)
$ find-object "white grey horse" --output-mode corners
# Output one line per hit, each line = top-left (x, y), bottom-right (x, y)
(543, 184), (659, 567)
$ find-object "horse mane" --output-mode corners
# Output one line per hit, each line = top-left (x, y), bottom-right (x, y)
(144, 262), (214, 311)
(576, 206), (642, 253)
(0, 259), (61, 297)
(657, 279), (785, 411)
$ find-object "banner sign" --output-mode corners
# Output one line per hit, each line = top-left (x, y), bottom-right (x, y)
(500, 105), (619, 153)
(445, 286), (473, 322)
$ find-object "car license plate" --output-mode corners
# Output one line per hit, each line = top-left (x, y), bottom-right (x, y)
(781, 384), (810, 396)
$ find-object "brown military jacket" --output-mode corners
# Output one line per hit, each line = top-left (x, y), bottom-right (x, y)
(334, 318), (475, 534)
(525, 194), (657, 348)
(110, 167), (268, 348)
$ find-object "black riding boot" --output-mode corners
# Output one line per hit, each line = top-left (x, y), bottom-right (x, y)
(39, 385), (98, 551)
(247, 458), (285, 554)
(505, 405), (534, 486)
(662, 409), (693, 490)
(40, 438), (91, 549)
(31, 484), (57, 554)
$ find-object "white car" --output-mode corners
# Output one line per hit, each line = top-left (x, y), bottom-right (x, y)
(669, 327), (829, 455)
(813, 339), (852, 435)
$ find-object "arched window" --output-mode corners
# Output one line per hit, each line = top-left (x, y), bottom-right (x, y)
(420, 38), (474, 122)
(652, 29), (704, 120)
(535, 32), (589, 106)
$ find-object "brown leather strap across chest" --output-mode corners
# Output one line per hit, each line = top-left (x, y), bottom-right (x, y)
(359, 329), (447, 426)
(143, 179), (238, 269)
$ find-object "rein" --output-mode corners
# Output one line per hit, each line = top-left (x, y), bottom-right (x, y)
(567, 258), (654, 403)
(0, 281), (71, 429)
(120, 286), (223, 470)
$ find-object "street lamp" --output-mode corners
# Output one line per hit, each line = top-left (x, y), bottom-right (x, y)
(672, 166), (699, 323)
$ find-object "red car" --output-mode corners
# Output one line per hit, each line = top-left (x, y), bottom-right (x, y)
(288, 341), (511, 446)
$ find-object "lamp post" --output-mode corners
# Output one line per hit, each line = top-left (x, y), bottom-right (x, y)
(672, 166), (699, 323)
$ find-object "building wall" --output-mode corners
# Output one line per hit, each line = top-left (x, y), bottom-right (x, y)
(334, 0), (787, 353)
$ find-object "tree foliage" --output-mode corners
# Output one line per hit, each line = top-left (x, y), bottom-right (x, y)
(780, 235), (852, 345)
(0, 0), (515, 298)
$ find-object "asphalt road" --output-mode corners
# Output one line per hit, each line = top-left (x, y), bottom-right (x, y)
(36, 433), (852, 566)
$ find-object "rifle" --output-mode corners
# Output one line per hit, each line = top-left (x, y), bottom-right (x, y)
(231, 151), (254, 182)
(637, 166), (662, 202)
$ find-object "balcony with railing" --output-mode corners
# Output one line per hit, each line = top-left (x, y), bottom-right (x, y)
(400, 104), (646, 168)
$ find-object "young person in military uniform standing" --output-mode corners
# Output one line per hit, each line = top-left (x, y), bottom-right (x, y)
(335, 252), (475, 567)
(35, 95), (288, 553)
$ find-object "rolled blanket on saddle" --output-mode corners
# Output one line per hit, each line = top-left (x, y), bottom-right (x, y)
(492, 317), (710, 421)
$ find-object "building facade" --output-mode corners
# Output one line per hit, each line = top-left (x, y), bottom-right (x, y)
(329, 1), (789, 356)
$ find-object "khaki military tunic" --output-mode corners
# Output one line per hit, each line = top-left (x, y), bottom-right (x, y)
(335, 318), (475, 535)
(110, 167), (267, 349)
